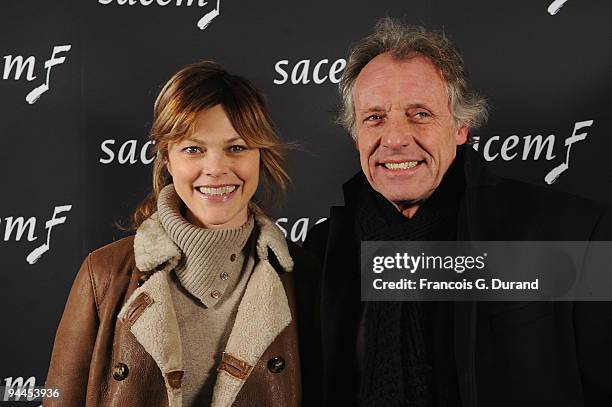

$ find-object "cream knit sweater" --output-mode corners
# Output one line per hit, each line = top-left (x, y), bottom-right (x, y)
(157, 185), (256, 406)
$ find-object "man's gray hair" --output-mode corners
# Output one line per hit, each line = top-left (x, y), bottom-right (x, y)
(338, 17), (488, 139)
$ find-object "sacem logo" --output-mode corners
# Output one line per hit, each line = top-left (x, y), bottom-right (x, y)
(276, 217), (327, 243)
(1, 205), (72, 265)
(99, 139), (155, 165)
(2, 44), (72, 104)
(472, 120), (594, 185)
(2, 377), (37, 402)
(98, 0), (221, 30)
(273, 58), (346, 85)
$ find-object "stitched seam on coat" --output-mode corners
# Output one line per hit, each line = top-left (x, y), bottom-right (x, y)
(87, 255), (101, 315)
(96, 260), (112, 308)
(586, 209), (605, 241)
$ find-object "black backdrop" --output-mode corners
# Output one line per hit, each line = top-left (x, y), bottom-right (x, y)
(1, 0), (611, 403)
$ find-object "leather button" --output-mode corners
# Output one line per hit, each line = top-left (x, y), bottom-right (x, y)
(230, 253), (237, 262)
(211, 290), (221, 299)
(112, 363), (129, 381)
(267, 356), (285, 373)
(220, 272), (229, 281)
(137, 274), (150, 287)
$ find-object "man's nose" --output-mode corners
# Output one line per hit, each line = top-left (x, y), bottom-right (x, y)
(382, 117), (414, 149)
(202, 151), (229, 177)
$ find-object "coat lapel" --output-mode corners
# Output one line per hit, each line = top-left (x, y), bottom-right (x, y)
(211, 260), (292, 406)
(118, 213), (184, 407)
(211, 211), (294, 407)
(318, 206), (361, 401)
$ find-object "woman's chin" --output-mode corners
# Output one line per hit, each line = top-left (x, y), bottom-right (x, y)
(188, 207), (248, 230)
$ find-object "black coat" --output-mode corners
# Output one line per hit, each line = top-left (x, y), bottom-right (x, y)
(284, 241), (324, 407)
(303, 148), (612, 407)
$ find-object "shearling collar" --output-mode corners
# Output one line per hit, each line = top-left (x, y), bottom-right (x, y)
(133, 206), (293, 275)
(121, 206), (294, 407)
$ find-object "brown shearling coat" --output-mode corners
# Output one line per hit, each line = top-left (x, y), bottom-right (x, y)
(43, 212), (313, 407)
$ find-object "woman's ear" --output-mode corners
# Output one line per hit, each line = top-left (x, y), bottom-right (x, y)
(166, 159), (173, 176)
(162, 149), (173, 176)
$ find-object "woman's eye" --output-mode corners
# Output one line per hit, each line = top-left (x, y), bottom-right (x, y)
(229, 145), (247, 153)
(183, 146), (202, 154)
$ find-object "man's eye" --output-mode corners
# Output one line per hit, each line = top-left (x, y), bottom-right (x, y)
(183, 146), (202, 154)
(415, 111), (430, 119)
(229, 145), (247, 153)
(365, 114), (384, 122)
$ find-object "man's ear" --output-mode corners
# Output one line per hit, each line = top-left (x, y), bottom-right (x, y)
(456, 124), (469, 145)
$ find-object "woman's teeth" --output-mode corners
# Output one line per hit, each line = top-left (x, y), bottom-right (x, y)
(384, 161), (419, 170)
(198, 185), (237, 195)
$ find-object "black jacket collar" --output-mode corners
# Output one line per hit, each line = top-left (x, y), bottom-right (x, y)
(341, 146), (494, 215)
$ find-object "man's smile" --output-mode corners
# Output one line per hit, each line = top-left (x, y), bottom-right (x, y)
(381, 160), (421, 170)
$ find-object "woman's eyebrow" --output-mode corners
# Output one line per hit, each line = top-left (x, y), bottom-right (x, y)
(180, 137), (204, 145)
(225, 136), (245, 144)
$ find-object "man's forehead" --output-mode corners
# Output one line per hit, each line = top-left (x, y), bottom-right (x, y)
(353, 53), (447, 109)
(357, 52), (443, 79)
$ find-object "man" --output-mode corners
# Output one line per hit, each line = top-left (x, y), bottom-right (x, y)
(304, 18), (612, 407)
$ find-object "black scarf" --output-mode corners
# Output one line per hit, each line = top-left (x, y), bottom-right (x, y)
(353, 153), (465, 407)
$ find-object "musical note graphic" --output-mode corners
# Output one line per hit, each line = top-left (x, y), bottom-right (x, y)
(198, 0), (220, 30)
(25, 45), (71, 104)
(26, 205), (72, 265)
(548, 0), (570, 15)
(545, 120), (593, 185)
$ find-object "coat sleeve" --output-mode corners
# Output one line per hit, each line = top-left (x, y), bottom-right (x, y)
(43, 255), (99, 407)
(574, 207), (612, 405)
(287, 242), (324, 406)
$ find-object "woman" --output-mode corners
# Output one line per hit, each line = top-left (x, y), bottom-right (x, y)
(43, 61), (320, 407)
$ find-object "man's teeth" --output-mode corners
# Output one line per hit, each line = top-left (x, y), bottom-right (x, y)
(198, 185), (237, 195)
(384, 161), (419, 170)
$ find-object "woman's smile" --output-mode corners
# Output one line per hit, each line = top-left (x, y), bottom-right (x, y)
(195, 184), (240, 202)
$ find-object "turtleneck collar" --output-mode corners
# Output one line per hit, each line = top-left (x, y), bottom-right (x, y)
(156, 184), (254, 307)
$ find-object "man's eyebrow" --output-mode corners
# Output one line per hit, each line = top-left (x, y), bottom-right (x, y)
(404, 103), (431, 110)
(359, 103), (433, 114)
(358, 106), (387, 114)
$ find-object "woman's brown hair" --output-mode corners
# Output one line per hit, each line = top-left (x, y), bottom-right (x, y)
(130, 60), (289, 229)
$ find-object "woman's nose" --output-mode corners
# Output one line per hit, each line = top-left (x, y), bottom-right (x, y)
(202, 152), (229, 177)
